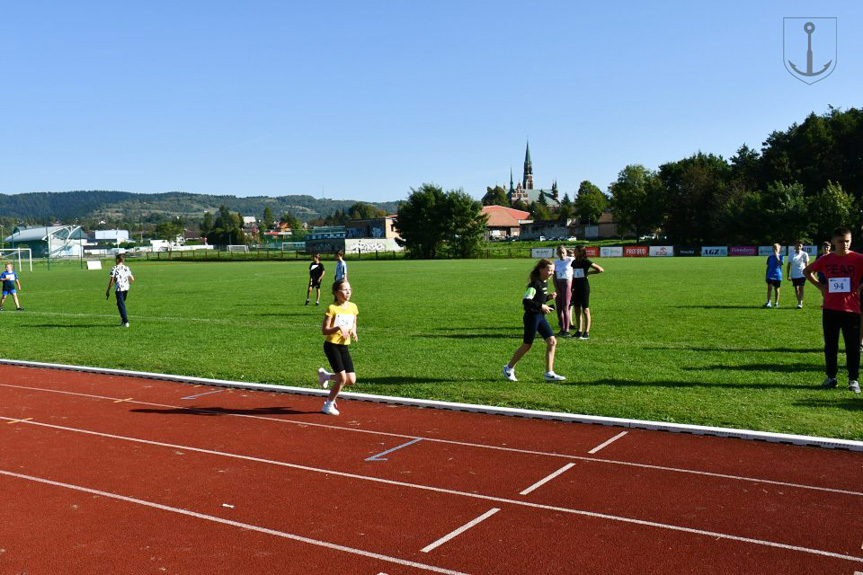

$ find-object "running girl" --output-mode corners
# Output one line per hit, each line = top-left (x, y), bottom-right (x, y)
(570, 246), (604, 340)
(502, 258), (566, 383)
(553, 245), (574, 336)
(786, 241), (809, 309)
(317, 278), (359, 415)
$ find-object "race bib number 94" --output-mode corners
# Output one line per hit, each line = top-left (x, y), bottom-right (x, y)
(829, 277), (851, 293)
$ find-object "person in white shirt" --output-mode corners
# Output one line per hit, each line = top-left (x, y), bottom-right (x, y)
(553, 245), (574, 336)
(786, 241), (810, 309)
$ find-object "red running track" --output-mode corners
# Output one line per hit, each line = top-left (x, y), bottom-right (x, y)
(0, 363), (862, 574)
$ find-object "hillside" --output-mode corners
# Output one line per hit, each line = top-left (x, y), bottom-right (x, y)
(0, 191), (401, 224)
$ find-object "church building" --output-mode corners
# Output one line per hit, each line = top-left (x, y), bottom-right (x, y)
(506, 141), (560, 208)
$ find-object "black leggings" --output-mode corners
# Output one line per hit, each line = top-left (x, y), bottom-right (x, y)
(822, 309), (861, 380)
(324, 341), (354, 374)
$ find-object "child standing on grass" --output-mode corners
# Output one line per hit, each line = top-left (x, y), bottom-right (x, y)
(334, 250), (348, 282)
(786, 240), (809, 309)
(502, 258), (566, 383)
(305, 253), (325, 306)
(764, 243), (784, 308)
(803, 226), (863, 394)
(317, 278), (358, 415)
(0, 262), (24, 311)
(553, 245), (574, 336)
(106, 253), (135, 327)
(570, 246), (604, 340)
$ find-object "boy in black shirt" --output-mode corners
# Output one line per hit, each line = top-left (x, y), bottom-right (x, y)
(305, 253), (326, 306)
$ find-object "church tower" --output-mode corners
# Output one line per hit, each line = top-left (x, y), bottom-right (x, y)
(522, 141), (534, 190)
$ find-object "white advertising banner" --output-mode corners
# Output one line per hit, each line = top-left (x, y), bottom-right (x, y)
(701, 246), (728, 257)
(785, 245), (817, 257)
(600, 246), (623, 258)
(759, 246), (789, 256)
(649, 246), (674, 257)
(532, 248), (554, 258)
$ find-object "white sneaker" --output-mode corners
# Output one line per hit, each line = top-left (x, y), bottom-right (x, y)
(850, 381), (861, 394)
(544, 371), (566, 382)
(322, 400), (340, 416)
(796, 303), (803, 309)
(318, 367), (331, 389)
(502, 365), (517, 382)
(763, 302), (772, 308)
(123, 322), (130, 328)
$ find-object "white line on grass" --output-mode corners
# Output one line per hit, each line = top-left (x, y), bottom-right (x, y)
(3, 416), (863, 565)
(519, 463), (575, 496)
(0, 469), (469, 575)
(588, 431), (628, 455)
(420, 508), (500, 553)
(0, 382), (861, 499)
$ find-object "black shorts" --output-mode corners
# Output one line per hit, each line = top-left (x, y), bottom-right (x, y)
(791, 277), (806, 287)
(766, 279), (781, 288)
(523, 312), (553, 344)
(309, 277), (322, 289)
(571, 282), (590, 308)
(324, 341), (354, 374)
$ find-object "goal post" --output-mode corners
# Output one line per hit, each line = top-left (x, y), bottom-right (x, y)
(0, 247), (33, 272)
(226, 245), (250, 254)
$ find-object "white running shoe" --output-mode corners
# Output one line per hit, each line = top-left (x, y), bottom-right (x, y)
(502, 365), (517, 382)
(849, 381), (861, 394)
(318, 367), (331, 389)
(322, 400), (340, 416)
(763, 302), (772, 308)
(544, 371), (566, 382)
(796, 303), (803, 309)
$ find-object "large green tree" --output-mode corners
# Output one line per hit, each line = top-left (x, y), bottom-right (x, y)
(609, 165), (662, 240)
(574, 180), (607, 224)
(481, 185), (509, 207)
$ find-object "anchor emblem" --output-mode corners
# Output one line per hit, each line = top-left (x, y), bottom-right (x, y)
(788, 22), (831, 77)
(783, 17), (837, 85)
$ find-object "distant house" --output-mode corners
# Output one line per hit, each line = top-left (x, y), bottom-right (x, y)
(304, 226), (346, 254)
(481, 206), (531, 239)
(519, 219), (574, 241)
(344, 215), (403, 254)
(568, 210), (620, 239)
(3, 225), (87, 258)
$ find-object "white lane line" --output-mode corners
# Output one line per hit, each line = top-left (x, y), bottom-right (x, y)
(420, 508), (500, 554)
(6, 417), (33, 425)
(113, 397), (134, 404)
(4, 416), (863, 565)
(366, 438), (422, 461)
(0, 383), (861, 498)
(181, 389), (226, 400)
(588, 431), (628, 455)
(0, 469), (468, 575)
(520, 463), (576, 496)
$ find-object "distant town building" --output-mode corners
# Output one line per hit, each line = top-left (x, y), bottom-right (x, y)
(3, 225), (87, 258)
(481, 206), (531, 239)
(506, 141), (560, 208)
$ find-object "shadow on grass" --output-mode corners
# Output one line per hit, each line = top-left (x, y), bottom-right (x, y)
(130, 406), (310, 416)
(568, 378), (817, 390)
(793, 397), (863, 411)
(17, 323), (114, 329)
(644, 346), (818, 354)
(682, 362), (821, 373)
(362, 376), (464, 385)
(677, 305), (775, 310)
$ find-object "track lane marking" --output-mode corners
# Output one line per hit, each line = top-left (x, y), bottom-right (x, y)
(366, 438), (422, 461)
(6, 417), (33, 425)
(182, 389), (226, 400)
(420, 508), (500, 553)
(0, 469), (468, 575)
(588, 431), (628, 454)
(519, 463), (575, 496)
(1, 382), (861, 498)
(113, 397), (134, 404)
(3, 416), (863, 565)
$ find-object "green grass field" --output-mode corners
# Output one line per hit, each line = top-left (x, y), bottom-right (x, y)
(2, 256), (861, 440)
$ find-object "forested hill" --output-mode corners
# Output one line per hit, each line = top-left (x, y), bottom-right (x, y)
(0, 191), (401, 223)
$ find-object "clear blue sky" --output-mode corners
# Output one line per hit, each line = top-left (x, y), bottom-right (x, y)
(1, 1), (860, 203)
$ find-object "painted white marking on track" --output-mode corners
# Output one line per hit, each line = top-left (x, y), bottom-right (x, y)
(3, 416), (863, 564)
(181, 389), (226, 400)
(113, 397), (134, 404)
(421, 508), (500, 553)
(0, 383), (861, 498)
(588, 431), (628, 454)
(5, 417), (33, 425)
(520, 463), (576, 496)
(0, 469), (469, 575)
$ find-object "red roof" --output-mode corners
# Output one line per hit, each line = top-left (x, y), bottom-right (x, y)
(481, 205), (531, 227)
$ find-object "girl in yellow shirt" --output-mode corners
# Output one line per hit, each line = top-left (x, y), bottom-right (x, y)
(317, 278), (359, 415)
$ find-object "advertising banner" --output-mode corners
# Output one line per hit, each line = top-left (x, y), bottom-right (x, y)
(701, 246), (728, 257)
(676, 247), (697, 257)
(730, 246), (757, 256)
(584, 246), (599, 258)
(649, 246), (673, 257)
(600, 246), (623, 258)
(624, 246), (649, 257)
(759, 246), (789, 256)
(804, 245), (817, 256)
(531, 248), (554, 258)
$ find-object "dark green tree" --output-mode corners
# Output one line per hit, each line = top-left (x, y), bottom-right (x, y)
(574, 180), (607, 224)
(481, 186), (509, 207)
(262, 206), (275, 231)
(807, 181), (854, 242)
(347, 202), (385, 220)
(609, 165), (663, 240)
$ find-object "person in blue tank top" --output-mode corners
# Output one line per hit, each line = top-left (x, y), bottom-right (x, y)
(764, 243), (784, 308)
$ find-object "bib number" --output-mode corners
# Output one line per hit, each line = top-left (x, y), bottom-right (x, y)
(573, 268), (585, 279)
(828, 277), (851, 294)
(333, 314), (354, 329)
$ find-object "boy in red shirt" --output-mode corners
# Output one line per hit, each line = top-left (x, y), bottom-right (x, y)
(804, 227), (863, 393)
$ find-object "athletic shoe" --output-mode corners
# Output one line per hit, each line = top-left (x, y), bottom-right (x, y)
(580, 332), (590, 340)
(0, 307), (4, 312)
(318, 367), (331, 389)
(763, 302), (772, 308)
(820, 377), (838, 389)
(502, 365), (517, 382)
(321, 400), (340, 416)
(850, 381), (861, 394)
(16, 307), (23, 311)
(773, 302), (779, 308)
(796, 303), (803, 309)
(544, 371), (566, 382)
(305, 300), (309, 306)
(123, 322), (130, 328)
(573, 331), (582, 339)
(315, 302), (320, 306)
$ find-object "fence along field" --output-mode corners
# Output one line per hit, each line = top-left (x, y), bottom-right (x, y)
(0, 256), (859, 440)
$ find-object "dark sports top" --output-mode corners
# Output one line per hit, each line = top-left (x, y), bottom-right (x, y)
(571, 259), (593, 283)
(309, 262), (325, 280)
(1, 270), (18, 290)
(522, 279), (548, 313)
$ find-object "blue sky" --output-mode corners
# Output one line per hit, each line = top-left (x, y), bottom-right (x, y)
(1, 1), (860, 203)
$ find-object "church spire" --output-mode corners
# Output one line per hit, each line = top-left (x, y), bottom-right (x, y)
(522, 140), (534, 190)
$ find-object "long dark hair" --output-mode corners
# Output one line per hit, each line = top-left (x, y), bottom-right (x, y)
(332, 278), (349, 303)
(529, 258), (553, 282)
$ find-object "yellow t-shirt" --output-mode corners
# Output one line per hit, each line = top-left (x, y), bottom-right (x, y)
(325, 302), (358, 345)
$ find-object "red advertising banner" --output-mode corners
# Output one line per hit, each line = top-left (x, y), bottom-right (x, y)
(624, 246), (649, 257)
(730, 246), (757, 256)
(584, 246), (599, 258)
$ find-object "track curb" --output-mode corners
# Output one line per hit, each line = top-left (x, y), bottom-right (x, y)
(2, 358), (861, 452)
